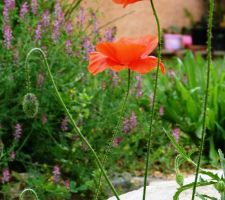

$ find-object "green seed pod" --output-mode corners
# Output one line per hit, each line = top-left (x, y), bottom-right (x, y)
(22, 93), (39, 118)
(176, 173), (184, 186)
(214, 181), (225, 193)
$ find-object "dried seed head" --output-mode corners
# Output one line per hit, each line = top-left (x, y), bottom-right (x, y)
(23, 93), (39, 118)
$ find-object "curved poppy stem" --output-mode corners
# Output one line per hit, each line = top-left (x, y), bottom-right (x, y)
(143, 1), (162, 200)
(191, 0), (214, 199)
(94, 69), (131, 200)
(19, 188), (39, 200)
(25, 48), (120, 200)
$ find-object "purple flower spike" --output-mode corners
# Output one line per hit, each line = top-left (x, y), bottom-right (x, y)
(42, 10), (50, 27)
(159, 105), (164, 117)
(4, 0), (15, 10)
(3, 24), (13, 49)
(31, 0), (38, 15)
(2, 168), (10, 184)
(53, 165), (61, 184)
(172, 128), (180, 142)
(130, 112), (137, 128)
(90, 11), (99, 34)
(55, 0), (64, 23)
(3, 6), (9, 23)
(52, 20), (61, 42)
(19, 2), (29, 19)
(65, 21), (73, 36)
(13, 123), (22, 140)
(82, 37), (94, 59)
(77, 7), (85, 26)
(65, 40), (73, 55)
(122, 112), (138, 134)
(35, 22), (42, 41)
(104, 27), (117, 42)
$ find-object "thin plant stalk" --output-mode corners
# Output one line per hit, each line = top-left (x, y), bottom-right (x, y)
(191, 0), (214, 199)
(19, 188), (39, 200)
(94, 69), (131, 200)
(25, 48), (120, 200)
(143, 0), (162, 199)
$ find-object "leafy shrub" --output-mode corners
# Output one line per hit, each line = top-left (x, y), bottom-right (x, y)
(157, 52), (225, 163)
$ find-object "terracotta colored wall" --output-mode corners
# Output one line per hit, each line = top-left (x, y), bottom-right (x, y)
(83, 0), (205, 38)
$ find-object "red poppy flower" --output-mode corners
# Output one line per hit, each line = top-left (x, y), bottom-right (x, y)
(88, 35), (165, 75)
(112, 0), (142, 7)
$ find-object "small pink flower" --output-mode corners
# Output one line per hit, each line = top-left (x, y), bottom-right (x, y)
(3, 24), (13, 49)
(53, 165), (61, 184)
(64, 179), (70, 189)
(159, 105), (164, 116)
(31, 0), (38, 15)
(2, 168), (10, 183)
(65, 40), (73, 55)
(113, 137), (122, 147)
(19, 2), (29, 19)
(13, 123), (22, 140)
(172, 128), (180, 142)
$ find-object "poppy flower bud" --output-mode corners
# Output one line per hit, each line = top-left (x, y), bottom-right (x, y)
(214, 181), (225, 193)
(176, 173), (184, 186)
(23, 93), (39, 118)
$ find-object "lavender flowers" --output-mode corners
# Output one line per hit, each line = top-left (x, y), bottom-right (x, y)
(122, 112), (137, 134)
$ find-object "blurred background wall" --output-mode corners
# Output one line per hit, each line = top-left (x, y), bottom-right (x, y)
(83, 0), (205, 38)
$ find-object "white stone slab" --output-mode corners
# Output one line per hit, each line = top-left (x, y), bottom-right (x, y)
(108, 170), (223, 200)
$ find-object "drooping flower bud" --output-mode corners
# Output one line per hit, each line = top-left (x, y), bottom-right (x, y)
(214, 181), (225, 193)
(22, 93), (39, 118)
(176, 173), (184, 186)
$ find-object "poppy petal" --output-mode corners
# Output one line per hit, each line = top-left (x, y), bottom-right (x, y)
(129, 56), (165, 74)
(96, 42), (118, 62)
(112, 0), (142, 7)
(88, 52), (108, 75)
(119, 35), (158, 57)
(97, 42), (146, 65)
(109, 65), (127, 72)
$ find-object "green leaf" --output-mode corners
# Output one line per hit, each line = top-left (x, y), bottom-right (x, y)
(196, 193), (217, 200)
(173, 181), (216, 200)
(163, 128), (194, 164)
(70, 181), (78, 193)
(218, 149), (225, 178)
(164, 128), (220, 181)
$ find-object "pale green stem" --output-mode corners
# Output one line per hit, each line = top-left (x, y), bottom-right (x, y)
(191, 0), (214, 199)
(19, 188), (39, 200)
(143, 0), (162, 200)
(25, 48), (120, 200)
(94, 69), (131, 200)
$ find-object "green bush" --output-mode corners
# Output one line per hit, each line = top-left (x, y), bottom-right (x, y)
(156, 52), (225, 163)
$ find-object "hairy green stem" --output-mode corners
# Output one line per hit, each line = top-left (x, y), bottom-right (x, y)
(19, 188), (39, 200)
(94, 69), (131, 200)
(191, 0), (214, 199)
(25, 48), (120, 200)
(143, 0), (162, 199)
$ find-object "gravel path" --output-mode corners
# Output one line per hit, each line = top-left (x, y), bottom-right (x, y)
(108, 170), (222, 200)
